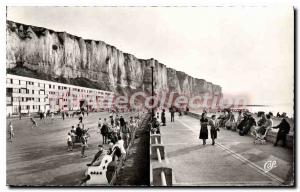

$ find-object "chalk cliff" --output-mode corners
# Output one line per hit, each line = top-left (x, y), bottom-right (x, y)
(6, 20), (222, 97)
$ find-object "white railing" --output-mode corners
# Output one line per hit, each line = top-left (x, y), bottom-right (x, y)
(150, 132), (172, 186)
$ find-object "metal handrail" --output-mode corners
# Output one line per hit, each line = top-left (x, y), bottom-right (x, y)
(161, 171), (167, 186)
(151, 132), (169, 186)
(156, 148), (162, 163)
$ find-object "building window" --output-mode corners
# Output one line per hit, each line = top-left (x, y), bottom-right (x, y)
(13, 106), (19, 113)
(20, 89), (27, 94)
(6, 96), (12, 104)
(13, 97), (19, 102)
(49, 84), (51, 88)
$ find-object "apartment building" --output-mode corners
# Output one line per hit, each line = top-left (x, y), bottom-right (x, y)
(6, 74), (115, 116)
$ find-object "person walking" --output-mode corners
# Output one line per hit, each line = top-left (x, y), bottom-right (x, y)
(170, 107), (175, 122)
(30, 117), (38, 128)
(161, 109), (166, 126)
(98, 118), (102, 132)
(120, 115), (125, 129)
(115, 114), (120, 127)
(209, 115), (219, 145)
(8, 121), (14, 142)
(44, 111), (47, 123)
(272, 113), (290, 147)
(62, 111), (65, 120)
(101, 118), (109, 144)
(110, 115), (114, 127)
(199, 113), (209, 145)
(67, 132), (73, 152)
(39, 111), (43, 121)
(81, 134), (88, 158)
(120, 122), (130, 148)
(51, 112), (54, 123)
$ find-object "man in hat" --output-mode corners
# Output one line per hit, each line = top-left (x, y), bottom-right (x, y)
(273, 113), (290, 147)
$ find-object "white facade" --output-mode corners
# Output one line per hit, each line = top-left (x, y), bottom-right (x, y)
(6, 74), (115, 116)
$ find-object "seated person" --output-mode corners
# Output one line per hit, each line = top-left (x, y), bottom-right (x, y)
(112, 135), (126, 158)
(86, 145), (107, 166)
(151, 117), (160, 134)
(252, 114), (273, 137)
(257, 113), (267, 127)
(76, 124), (83, 138)
(257, 114), (273, 136)
(239, 113), (257, 136)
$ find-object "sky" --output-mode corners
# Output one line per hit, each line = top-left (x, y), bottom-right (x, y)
(6, 6), (294, 114)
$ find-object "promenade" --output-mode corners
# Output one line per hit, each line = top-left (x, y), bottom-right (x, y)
(6, 112), (135, 186)
(160, 113), (294, 186)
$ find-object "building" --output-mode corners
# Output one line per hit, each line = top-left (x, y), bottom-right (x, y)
(6, 74), (115, 116)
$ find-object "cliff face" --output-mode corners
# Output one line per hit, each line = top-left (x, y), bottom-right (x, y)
(6, 20), (222, 97)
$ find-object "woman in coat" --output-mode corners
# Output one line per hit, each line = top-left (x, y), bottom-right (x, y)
(209, 115), (219, 145)
(199, 113), (209, 145)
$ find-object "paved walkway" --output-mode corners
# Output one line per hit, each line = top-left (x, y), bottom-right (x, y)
(160, 114), (294, 186)
(6, 112), (136, 186)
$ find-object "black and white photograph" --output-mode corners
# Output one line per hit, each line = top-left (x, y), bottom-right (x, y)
(3, 3), (296, 188)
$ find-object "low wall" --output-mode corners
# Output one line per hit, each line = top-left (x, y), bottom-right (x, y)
(186, 111), (294, 148)
(149, 131), (173, 186)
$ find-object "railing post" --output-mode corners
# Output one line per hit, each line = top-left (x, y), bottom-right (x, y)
(150, 131), (172, 186)
(152, 163), (172, 186)
(151, 144), (165, 160)
(161, 171), (167, 186)
(150, 133), (161, 144)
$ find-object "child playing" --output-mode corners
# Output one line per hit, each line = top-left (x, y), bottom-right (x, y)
(30, 117), (38, 128)
(67, 132), (73, 152)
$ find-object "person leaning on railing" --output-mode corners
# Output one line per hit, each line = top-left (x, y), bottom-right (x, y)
(272, 113), (290, 147)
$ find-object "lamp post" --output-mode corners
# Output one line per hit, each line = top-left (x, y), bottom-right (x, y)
(150, 59), (155, 120)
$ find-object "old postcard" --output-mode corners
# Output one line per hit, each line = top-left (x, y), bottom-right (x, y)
(5, 6), (294, 187)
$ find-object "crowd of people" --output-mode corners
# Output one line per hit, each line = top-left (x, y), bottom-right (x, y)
(65, 111), (141, 161)
(198, 109), (291, 147)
